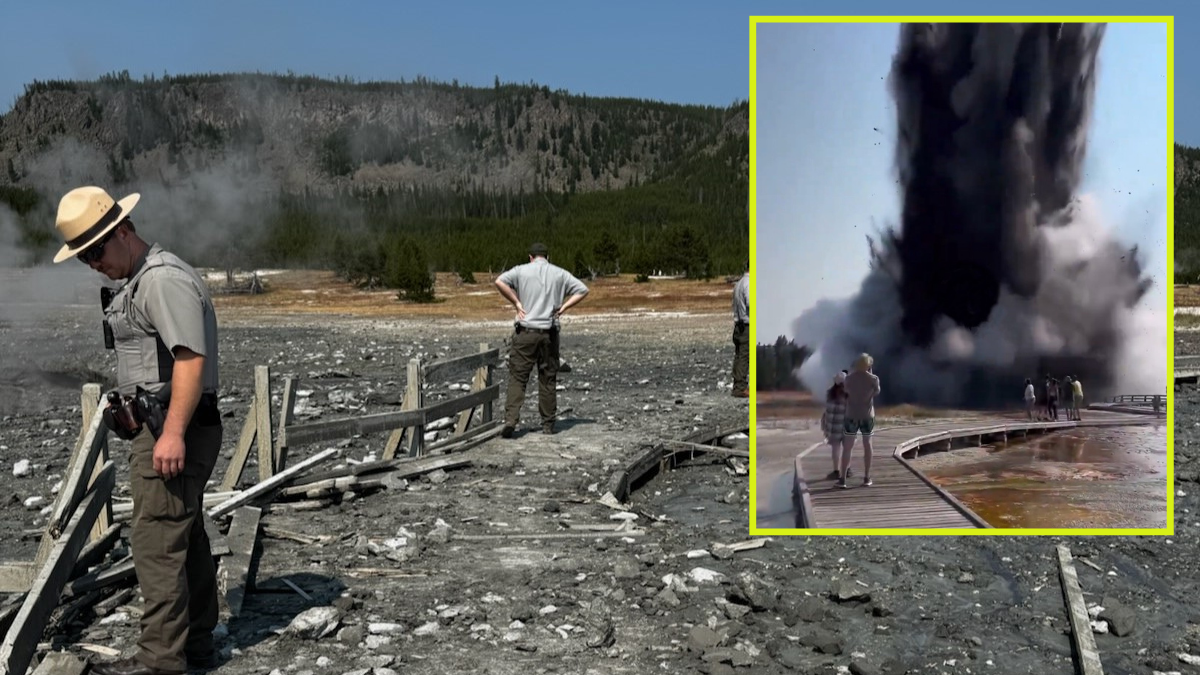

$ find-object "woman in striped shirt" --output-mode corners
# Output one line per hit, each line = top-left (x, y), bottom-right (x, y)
(820, 371), (849, 479)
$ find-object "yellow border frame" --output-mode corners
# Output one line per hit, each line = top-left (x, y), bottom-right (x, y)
(748, 15), (1175, 536)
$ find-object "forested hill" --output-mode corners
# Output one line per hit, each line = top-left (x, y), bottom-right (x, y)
(1178, 143), (1200, 282)
(0, 71), (748, 278)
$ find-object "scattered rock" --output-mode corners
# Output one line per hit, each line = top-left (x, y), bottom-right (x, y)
(850, 659), (884, 675)
(337, 626), (364, 644)
(689, 625), (722, 651)
(730, 572), (779, 612)
(412, 621), (440, 636)
(284, 606), (341, 639)
(687, 567), (726, 585)
(799, 628), (843, 655)
(789, 597), (829, 624)
(833, 581), (871, 603)
(1101, 605), (1137, 636)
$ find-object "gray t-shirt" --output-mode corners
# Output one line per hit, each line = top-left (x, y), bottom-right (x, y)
(732, 273), (749, 323)
(844, 370), (880, 420)
(497, 258), (589, 330)
(109, 244), (219, 395)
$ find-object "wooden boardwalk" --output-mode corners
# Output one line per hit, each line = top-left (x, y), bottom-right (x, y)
(792, 410), (1157, 530)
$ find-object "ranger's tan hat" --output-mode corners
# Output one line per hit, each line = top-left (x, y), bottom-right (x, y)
(52, 186), (140, 263)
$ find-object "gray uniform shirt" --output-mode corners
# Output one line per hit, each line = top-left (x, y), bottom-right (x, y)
(106, 244), (219, 396)
(844, 370), (880, 420)
(733, 273), (749, 323)
(497, 258), (589, 330)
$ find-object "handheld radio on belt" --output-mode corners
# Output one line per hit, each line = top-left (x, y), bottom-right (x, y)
(100, 286), (117, 349)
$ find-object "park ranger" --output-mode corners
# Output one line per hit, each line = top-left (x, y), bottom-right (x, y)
(731, 261), (750, 397)
(52, 186), (222, 675)
(494, 242), (589, 437)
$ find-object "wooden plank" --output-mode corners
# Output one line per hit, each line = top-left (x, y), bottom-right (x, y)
(383, 358), (422, 461)
(80, 384), (112, 546)
(0, 597), (21, 639)
(480, 344), (495, 425)
(31, 651), (87, 675)
(204, 513), (231, 557)
(218, 506), (262, 617)
(63, 557), (136, 598)
(1, 462), (114, 675)
(405, 359), (425, 458)
(38, 398), (106, 567)
(111, 491), (241, 519)
(606, 444), (664, 503)
(426, 419), (502, 455)
(452, 530), (645, 541)
(289, 407), (425, 450)
(1057, 545), (1105, 675)
(454, 344), (490, 437)
(661, 439), (750, 458)
(420, 385), (500, 429)
(274, 377), (298, 473)
(793, 455), (813, 528)
(70, 523), (122, 579)
(286, 384), (499, 451)
(0, 564), (34, 594)
(219, 400), (258, 491)
(422, 348), (501, 382)
(207, 448), (339, 519)
(255, 365), (275, 482)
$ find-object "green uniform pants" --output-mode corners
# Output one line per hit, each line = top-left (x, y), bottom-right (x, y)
(129, 420), (221, 672)
(732, 321), (750, 391)
(504, 328), (560, 428)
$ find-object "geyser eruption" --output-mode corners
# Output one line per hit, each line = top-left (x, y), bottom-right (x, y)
(794, 23), (1164, 408)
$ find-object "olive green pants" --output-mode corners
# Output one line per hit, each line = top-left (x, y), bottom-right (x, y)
(129, 421), (221, 672)
(732, 322), (750, 391)
(504, 329), (560, 428)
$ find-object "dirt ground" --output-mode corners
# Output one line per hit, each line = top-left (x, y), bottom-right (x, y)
(0, 270), (1197, 675)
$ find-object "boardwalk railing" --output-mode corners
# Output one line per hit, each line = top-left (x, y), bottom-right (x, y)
(791, 412), (1158, 529)
(1109, 394), (1164, 404)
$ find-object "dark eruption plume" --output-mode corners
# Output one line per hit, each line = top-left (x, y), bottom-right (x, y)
(793, 23), (1164, 408)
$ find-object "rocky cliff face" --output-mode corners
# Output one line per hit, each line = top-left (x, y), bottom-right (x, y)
(0, 74), (747, 197)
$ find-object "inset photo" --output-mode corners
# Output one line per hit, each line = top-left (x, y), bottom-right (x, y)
(751, 18), (1170, 534)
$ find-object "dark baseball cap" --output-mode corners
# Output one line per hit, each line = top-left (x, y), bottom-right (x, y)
(529, 242), (549, 256)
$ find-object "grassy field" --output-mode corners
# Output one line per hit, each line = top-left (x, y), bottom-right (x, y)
(208, 270), (734, 320)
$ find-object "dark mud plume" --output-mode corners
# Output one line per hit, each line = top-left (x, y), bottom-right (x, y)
(795, 23), (1163, 407)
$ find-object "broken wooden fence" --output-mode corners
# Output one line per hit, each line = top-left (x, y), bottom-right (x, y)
(1, 385), (116, 675)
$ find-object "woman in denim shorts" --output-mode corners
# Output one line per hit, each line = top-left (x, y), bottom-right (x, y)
(840, 353), (880, 488)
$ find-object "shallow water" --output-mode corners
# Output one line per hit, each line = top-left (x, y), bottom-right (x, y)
(915, 424), (1168, 529)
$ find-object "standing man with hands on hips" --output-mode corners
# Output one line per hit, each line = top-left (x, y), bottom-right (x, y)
(732, 260), (750, 398)
(494, 242), (589, 438)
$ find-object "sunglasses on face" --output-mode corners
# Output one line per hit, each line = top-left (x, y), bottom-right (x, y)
(77, 229), (115, 264)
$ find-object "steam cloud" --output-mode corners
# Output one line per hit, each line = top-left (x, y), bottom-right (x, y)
(795, 23), (1166, 407)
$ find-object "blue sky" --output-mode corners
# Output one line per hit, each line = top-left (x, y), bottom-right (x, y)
(0, 2), (754, 111)
(755, 19), (1170, 341)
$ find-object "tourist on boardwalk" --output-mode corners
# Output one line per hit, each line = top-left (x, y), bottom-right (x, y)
(1061, 376), (1074, 420)
(1044, 375), (1059, 421)
(1070, 377), (1084, 421)
(840, 353), (880, 488)
(820, 371), (849, 479)
(1024, 378), (1036, 420)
